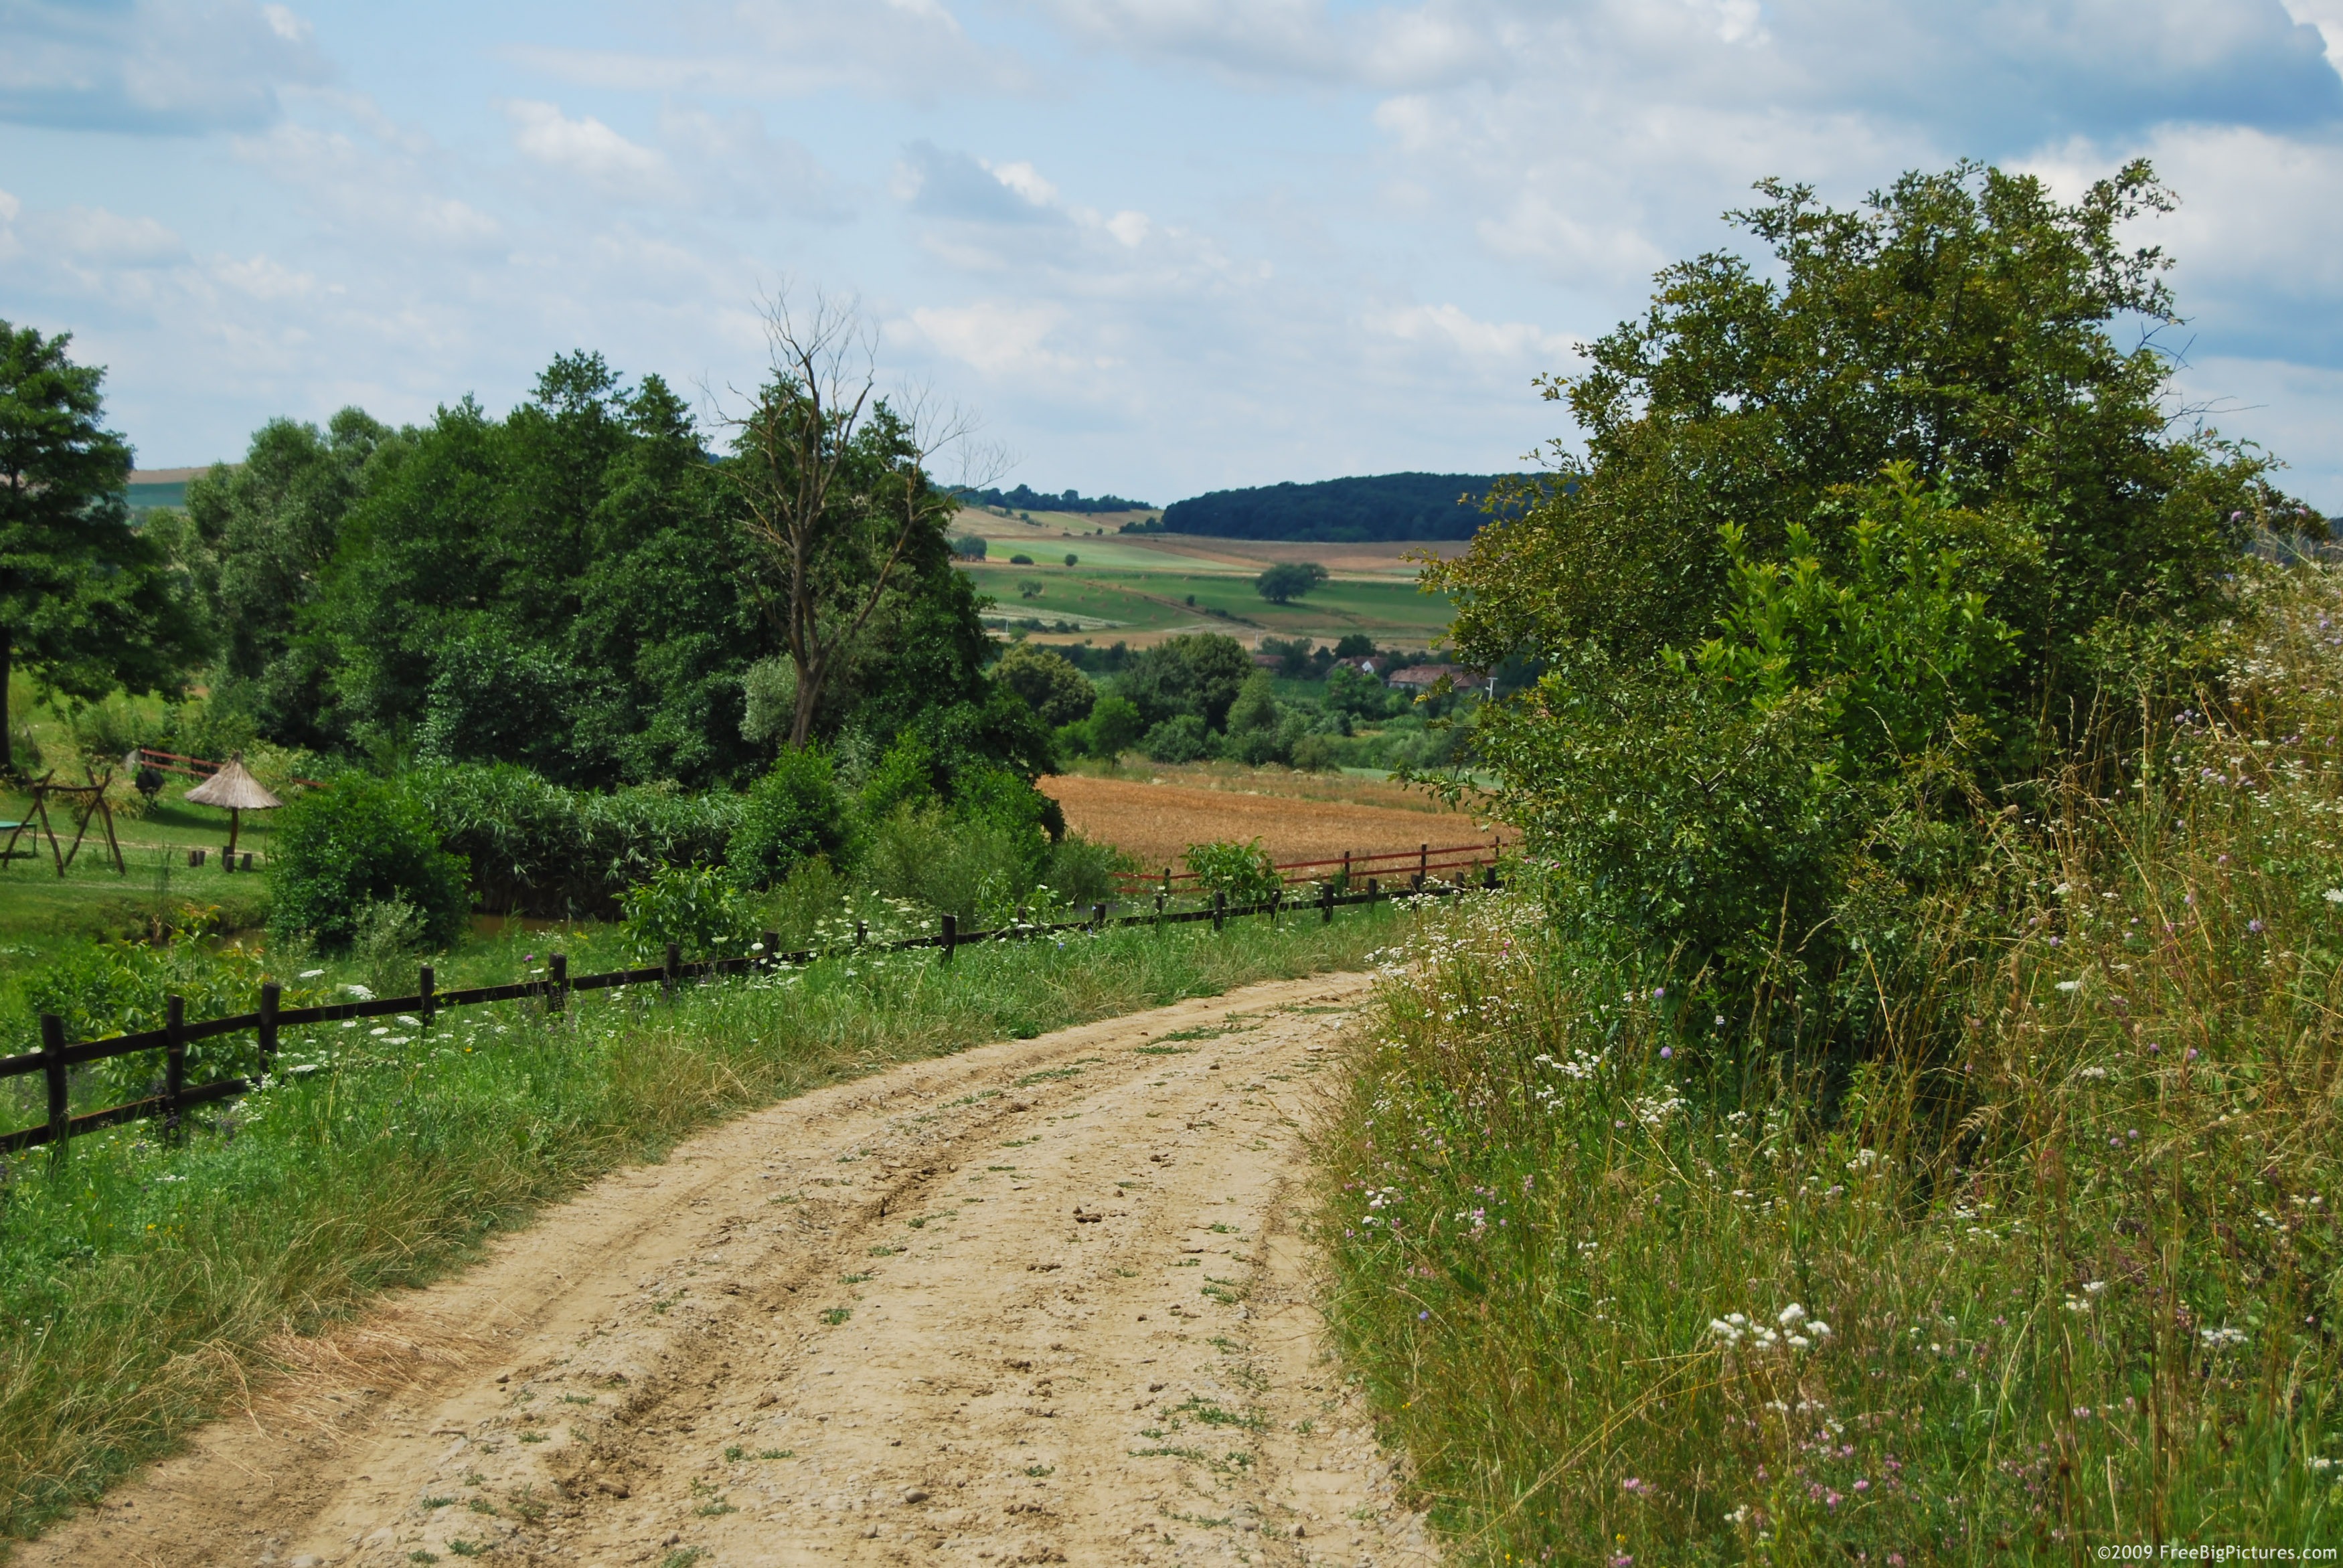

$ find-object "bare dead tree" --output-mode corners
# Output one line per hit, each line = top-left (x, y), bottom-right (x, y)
(725, 291), (1001, 750)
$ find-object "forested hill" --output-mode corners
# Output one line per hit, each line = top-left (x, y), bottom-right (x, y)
(1159, 472), (1516, 541)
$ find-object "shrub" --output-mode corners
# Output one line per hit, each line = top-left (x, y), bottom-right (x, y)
(860, 806), (1032, 927)
(1141, 714), (1212, 764)
(1289, 733), (1340, 772)
(12, 927), (329, 1098)
(618, 863), (763, 961)
(414, 763), (739, 918)
(1042, 834), (1131, 909)
(267, 775), (469, 952)
(1183, 839), (1282, 905)
(728, 745), (845, 889)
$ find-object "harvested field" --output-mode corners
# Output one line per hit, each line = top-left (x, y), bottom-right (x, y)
(1043, 770), (1502, 872)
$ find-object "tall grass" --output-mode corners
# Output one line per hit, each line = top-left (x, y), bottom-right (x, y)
(0, 904), (1399, 1545)
(1320, 568), (2343, 1562)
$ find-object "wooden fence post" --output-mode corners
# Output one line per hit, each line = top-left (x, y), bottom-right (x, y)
(419, 965), (436, 1032)
(1419, 842), (1429, 884)
(1153, 892), (1165, 929)
(1213, 891), (1225, 933)
(548, 953), (568, 1015)
(40, 1014), (68, 1163)
(940, 913), (957, 963)
(258, 981), (280, 1070)
(1161, 867), (1172, 899)
(1091, 903), (1106, 932)
(663, 942), (679, 998)
(1321, 881), (1334, 924)
(760, 932), (779, 970)
(856, 920), (868, 947)
(163, 994), (186, 1146)
(1342, 849), (1352, 892)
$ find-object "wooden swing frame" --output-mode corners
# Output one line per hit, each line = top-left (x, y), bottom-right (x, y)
(0, 767), (127, 877)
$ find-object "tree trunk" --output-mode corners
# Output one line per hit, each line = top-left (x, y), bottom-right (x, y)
(0, 629), (11, 776)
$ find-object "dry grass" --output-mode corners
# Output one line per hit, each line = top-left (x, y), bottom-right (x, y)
(1042, 768), (1500, 871)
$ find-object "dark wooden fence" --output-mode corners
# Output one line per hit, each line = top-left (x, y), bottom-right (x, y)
(1112, 838), (1500, 898)
(3, 865), (1504, 1160)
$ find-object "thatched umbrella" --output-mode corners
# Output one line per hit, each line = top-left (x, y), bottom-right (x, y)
(183, 754), (282, 858)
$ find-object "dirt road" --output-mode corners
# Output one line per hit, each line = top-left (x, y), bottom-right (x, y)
(23, 974), (1434, 1567)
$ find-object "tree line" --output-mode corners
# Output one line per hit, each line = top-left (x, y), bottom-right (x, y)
(1, 300), (1043, 800)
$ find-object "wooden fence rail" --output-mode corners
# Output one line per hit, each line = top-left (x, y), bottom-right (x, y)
(2, 866), (1506, 1160)
(1112, 838), (1501, 895)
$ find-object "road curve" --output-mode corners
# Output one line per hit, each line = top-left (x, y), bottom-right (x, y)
(21, 972), (1435, 1568)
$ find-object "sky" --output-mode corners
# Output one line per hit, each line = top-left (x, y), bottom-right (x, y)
(4, 0), (2343, 508)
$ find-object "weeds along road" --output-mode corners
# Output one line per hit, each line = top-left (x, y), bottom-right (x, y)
(23, 973), (1435, 1568)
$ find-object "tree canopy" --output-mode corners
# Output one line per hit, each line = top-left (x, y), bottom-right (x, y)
(1255, 561), (1328, 604)
(1435, 161), (2304, 1005)
(1164, 472), (1516, 542)
(0, 321), (209, 769)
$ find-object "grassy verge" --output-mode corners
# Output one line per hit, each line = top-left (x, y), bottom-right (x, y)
(0, 903), (1400, 1545)
(1319, 574), (2343, 1561)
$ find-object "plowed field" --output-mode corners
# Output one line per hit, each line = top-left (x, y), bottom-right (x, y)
(1042, 773), (1501, 873)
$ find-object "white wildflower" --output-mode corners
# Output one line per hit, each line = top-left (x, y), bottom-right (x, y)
(1777, 1302), (1807, 1328)
(297, 968), (325, 979)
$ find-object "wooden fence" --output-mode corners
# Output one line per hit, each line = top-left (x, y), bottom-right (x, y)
(2, 865), (1506, 1160)
(1113, 838), (1500, 897)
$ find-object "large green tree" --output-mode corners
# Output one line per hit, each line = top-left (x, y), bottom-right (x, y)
(183, 407), (394, 749)
(1432, 161), (2301, 1001)
(0, 322), (208, 770)
(1435, 161), (2286, 706)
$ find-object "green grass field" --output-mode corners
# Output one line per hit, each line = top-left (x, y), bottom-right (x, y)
(963, 559), (1453, 645)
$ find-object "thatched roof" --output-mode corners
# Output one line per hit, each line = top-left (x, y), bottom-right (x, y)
(184, 756), (282, 811)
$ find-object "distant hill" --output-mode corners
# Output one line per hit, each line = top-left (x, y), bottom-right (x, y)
(1160, 472), (1517, 542)
(954, 483), (1151, 515)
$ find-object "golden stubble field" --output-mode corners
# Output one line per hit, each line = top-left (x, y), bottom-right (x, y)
(1041, 766), (1504, 873)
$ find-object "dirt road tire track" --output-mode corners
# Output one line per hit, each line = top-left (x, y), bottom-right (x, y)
(20, 972), (1435, 1567)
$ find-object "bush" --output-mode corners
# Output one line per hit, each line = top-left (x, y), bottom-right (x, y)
(728, 745), (845, 889)
(415, 762), (740, 918)
(267, 775), (470, 952)
(860, 806), (1032, 927)
(618, 863), (764, 961)
(1043, 834), (1132, 909)
(1290, 733), (1339, 772)
(11, 926), (331, 1099)
(1183, 839), (1283, 905)
(1141, 714), (1213, 764)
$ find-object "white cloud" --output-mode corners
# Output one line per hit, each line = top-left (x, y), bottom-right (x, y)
(1366, 302), (1571, 363)
(0, 0), (330, 134)
(2281, 0), (2343, 76)
(505, 100), (665, 193)
(896, 301), (1079, 375)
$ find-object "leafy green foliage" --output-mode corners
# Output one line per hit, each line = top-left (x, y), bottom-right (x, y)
(266, 776), (470, 952)
(1253, 561), (1327, 604)
(618, 863), (762, 961)
(1113, 633), (1253, 732)
(1162, 472), (1510, 543)
(411, 762), (738, 919)
(1182, 840), (1282, 905)
(728, 746), (845, 889)
(1140, 714), (1212, 764)
(1080, 693), (1144, 758)
(1435, 160), (2303, 1019)
(990, 644), (1096, 727)
(0, 320), (210, 768)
